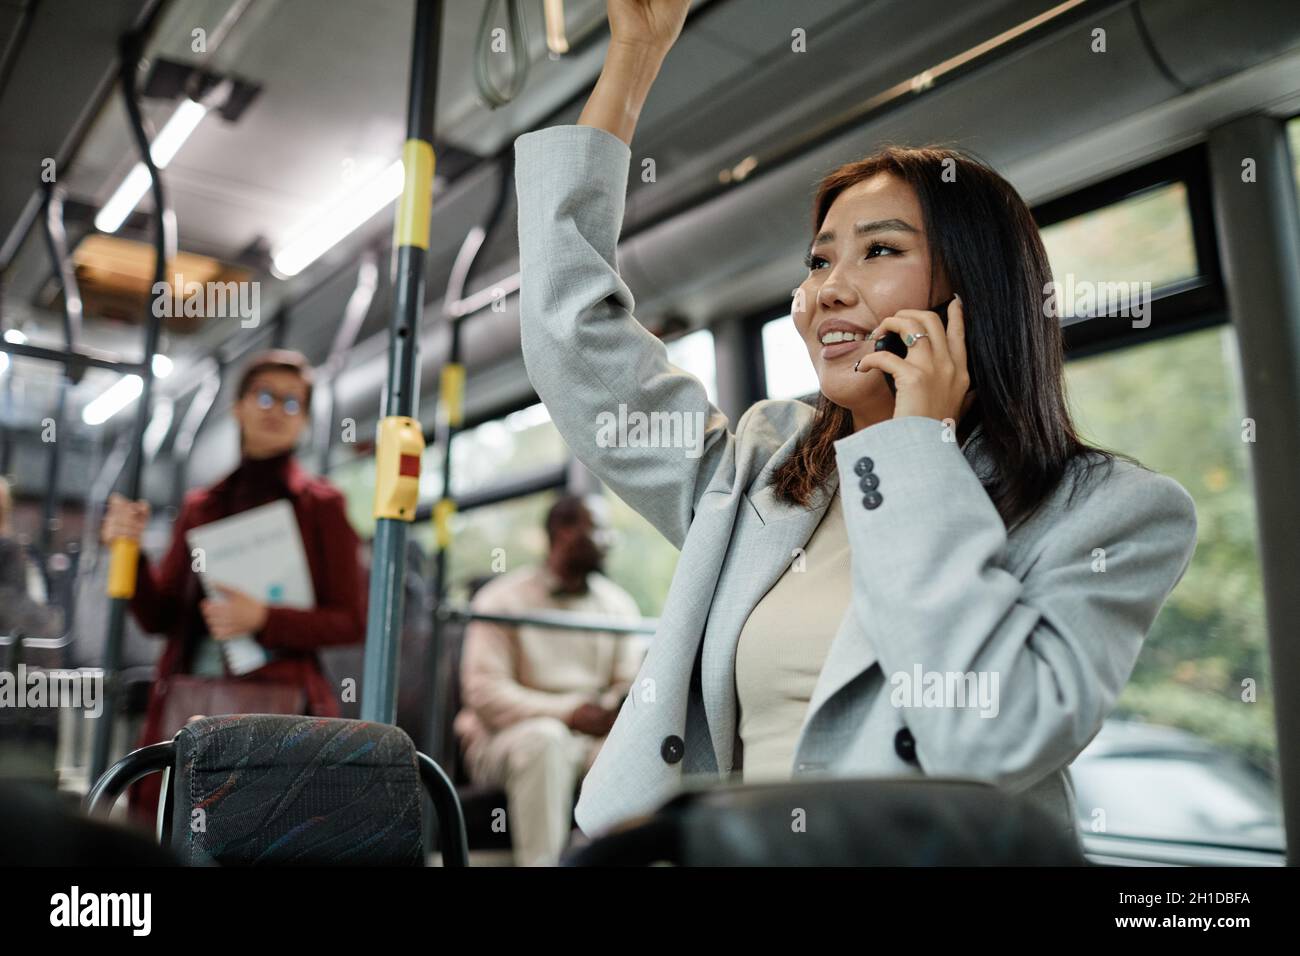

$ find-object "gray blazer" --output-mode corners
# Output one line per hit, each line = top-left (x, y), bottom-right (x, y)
(514, 124), (1199, 841)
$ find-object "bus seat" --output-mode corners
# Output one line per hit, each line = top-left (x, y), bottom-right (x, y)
(433, 620), (585, 856)
(562, 777), (1086, 866)
(86, 714), (468, 866)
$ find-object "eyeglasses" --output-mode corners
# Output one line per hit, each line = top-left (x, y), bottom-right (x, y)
(252, 389), (304, 416)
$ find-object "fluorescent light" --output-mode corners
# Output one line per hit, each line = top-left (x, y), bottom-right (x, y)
(95, 99), (209, 234)
(150, 98), (209, 166)
(271, 159), (405, 277)
(83, 374), (143, 426)
(95, 166), (151, 234)
(80, 356), (174, 426)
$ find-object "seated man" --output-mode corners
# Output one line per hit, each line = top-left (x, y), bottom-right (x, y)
(454, 495), (647, 866)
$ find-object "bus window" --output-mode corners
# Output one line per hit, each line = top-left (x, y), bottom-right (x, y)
(599, 485), (680, 618)
(665, 329), (719, 406)
(1064, 324), (1281, 851)
(761, 313), (818, 401)
(331, 453), (380, 540)
(1040, 182), (1200, 309)
(410, 489), (554, 605)
(445, 403), (566, 499)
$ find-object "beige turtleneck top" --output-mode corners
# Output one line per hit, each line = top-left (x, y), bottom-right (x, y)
(734, 489), (852, 782)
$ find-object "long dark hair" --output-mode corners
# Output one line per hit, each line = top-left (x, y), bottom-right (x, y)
(770, 145), (1134, 531)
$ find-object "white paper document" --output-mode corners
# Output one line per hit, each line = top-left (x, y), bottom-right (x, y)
(186, 499), (316, 675)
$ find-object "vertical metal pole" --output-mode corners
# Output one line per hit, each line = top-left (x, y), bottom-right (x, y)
(1208, 115), (1300, 865)
(419, 223), (481, 852)
(418, 313), (463, 856)
(90, 31), (171, 784)
(38, 385), (66, 575)
(423, 315), (462, 764)
(0, 372), (13, 474)
(361, 0), (442, 724)
(39, 184), (83, 593)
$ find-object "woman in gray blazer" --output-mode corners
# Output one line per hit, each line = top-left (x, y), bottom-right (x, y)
(514, 0), (1198, 842)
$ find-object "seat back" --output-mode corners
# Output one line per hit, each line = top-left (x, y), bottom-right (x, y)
(565, 778), (1086, 866)
(169, 714), (424, 865)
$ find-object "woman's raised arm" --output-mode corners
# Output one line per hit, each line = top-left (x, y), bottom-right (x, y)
(577, 0), (689, 145)
(516, 1), (748, 550)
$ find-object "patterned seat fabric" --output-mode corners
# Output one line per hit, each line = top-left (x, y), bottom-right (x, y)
(170, 715), (423, 866)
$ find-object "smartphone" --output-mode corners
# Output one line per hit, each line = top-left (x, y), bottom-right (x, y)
(873, 298), (953, 396)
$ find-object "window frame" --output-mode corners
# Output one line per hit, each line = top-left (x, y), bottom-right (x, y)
(1033, 143), (1228, 360)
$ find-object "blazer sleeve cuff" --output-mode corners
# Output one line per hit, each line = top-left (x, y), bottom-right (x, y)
(832, 416), (997, 523)
(831, 415), (1018, 668)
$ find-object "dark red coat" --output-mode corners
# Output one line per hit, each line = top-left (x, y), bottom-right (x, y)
(127, 452), (367, 820)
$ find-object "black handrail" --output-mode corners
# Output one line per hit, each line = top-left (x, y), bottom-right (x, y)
(84, 741), (175, 817)
(417, 752), (469, 867)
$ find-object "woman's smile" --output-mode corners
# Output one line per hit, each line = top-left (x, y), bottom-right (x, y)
(815, 319), (873, 361)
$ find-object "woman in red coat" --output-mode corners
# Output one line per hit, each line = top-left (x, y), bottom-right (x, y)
(100, 349), (367, 824)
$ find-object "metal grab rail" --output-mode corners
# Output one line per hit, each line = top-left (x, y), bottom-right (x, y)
(0, 339), (147, 376)
(83, 741), (175, 818)
(437, 604), (659, 636)
(416, 752), (470, 867)
(0, 631), (72, 650)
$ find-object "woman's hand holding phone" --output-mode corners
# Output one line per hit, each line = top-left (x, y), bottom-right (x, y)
(852, 294), (977, 426)
(869, 299), (952, 395)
